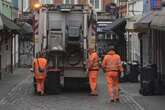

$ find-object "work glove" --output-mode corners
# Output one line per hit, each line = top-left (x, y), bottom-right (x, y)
(120, 72), (124, 78)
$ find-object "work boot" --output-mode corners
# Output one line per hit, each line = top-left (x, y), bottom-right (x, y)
(41, 91), (44, 96)
(110, 99), (115, 103)
(90, 91), (98, 96)
(116, 98), (120, 102)
(37, 91), (41, 96)
(110, 96), (115, 103)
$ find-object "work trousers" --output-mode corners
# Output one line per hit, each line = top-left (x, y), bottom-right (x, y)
(89, 71), (99, 92)
(35, 74), (46, 93)
(106, 71), (119, 100)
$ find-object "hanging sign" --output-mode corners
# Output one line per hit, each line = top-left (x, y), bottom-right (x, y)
(150, 0), (161, 10)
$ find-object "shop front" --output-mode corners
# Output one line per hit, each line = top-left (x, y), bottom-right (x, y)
(0, 14), (20, 77)
(96, 12), (126, 60)
(134, 2), (165, 94)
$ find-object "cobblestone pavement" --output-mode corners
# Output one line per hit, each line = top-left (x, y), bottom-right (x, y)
(0, 69), (145, 110)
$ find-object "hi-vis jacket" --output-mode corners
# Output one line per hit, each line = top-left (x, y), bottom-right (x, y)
(33, 58), (47, 75)
(102, 52), (123, 72)
(88, 52), (99, 71)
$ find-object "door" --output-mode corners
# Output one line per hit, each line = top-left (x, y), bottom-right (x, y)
(19, 40), (33, 67)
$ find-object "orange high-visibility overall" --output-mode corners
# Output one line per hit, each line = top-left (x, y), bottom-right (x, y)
(33, 58), (47, 94)
(88, 52), (99, 94)
(102, 50), (123, 100)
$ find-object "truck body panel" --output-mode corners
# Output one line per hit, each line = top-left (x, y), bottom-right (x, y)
(34, 5), (94, 89)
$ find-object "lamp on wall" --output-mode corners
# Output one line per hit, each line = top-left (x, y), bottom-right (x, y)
(150, 0), (161, 10)
(33, 3), (42, 10)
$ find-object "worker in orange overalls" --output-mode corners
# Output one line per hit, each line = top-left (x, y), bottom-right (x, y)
(102, 47), (123, 102)
(87, 48), (100, 96)
(32, 52), (47, 96)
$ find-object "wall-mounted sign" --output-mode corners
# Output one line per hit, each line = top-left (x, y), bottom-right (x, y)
(96, 22), (113, 33)
(143, 0), (151, 13)
(150, 0), (161, 10)
(97, 12), (115, 21)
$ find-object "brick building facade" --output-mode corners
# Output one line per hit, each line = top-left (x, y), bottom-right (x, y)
(52, 0), (88, 4)
(29, 0), (115, 12)
(52, 0), (113, 11)
(53, 0), (63, 5)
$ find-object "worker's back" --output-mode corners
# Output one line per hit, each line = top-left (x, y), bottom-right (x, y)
(33, 57), (47, 77)
(88, 52), (99, 71)
(102, 51), (122, 72)
(35, 58), (47, 69)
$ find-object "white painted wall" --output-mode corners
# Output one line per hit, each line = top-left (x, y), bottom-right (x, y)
(15, 35), (19, 65)
(12, 35), (19, 67)
(35, 9), (47, 56)
(89, 0), (102, 12)
(23, 0), (29, 11)
(18, 0), (29, 12)
(128, 0), (143, 16)
(12, 36), (15, 66)
(142, 33), (150, 66)
(113, 0), (119, 5)
(131, 33), (140, 61)
(126, 0), (143, 62)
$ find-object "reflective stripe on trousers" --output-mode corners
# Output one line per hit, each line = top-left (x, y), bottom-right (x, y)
(106, 71), (119, 100)
(35, 74), (46, 93)
(89, 71), (99, 92)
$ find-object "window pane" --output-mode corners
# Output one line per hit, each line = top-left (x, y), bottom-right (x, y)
(71, 0), (74, 4)
(95, 0), (99, 9)
(90, 0), (95, 5)
(65, 0), (75, 4)
(12, 0), (18, 8)
(90, 0), (100, 9)
(66, 0), (70, 4)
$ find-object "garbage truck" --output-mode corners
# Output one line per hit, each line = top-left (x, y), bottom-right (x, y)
(33, 4), (95, 93)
